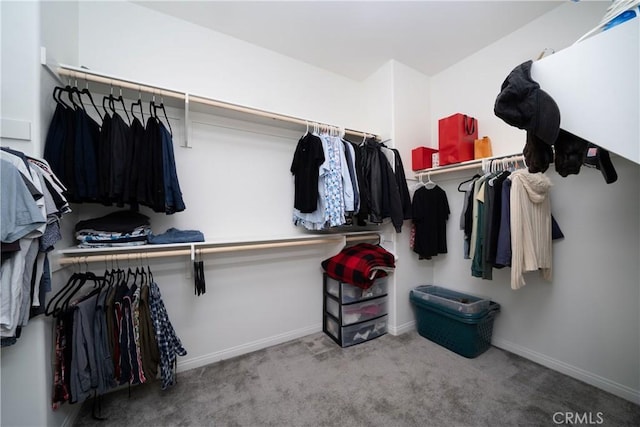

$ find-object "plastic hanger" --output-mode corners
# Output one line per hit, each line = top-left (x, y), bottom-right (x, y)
(411, 175), (424, 191)
(79, 81), (103, 121)
(457, 174), (480, 192)
(66, 82), (83, 110)
(60, 270), (101, 313)
(70, 79), (88, 112)
(102, 85), (116, 117)
(116, 87), (130, 125)
(412, 174), (435, 191)
(53, 86), (73, 109)
(149, 94), (173, 136)
(131, 95), (144, 123)
(149, 94), (156, 121)
(157, 97), (172, 136)
(425, 173), (436, 189)
(44, 272), (79, 316)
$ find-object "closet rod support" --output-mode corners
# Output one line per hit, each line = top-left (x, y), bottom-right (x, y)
(183, 93), (191, 148)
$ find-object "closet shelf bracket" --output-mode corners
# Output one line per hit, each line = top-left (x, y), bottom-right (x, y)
(184, 93), (191, 148)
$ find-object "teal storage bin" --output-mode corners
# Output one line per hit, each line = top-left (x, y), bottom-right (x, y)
(411, 285), (490, 314)
(410, 288), (500, 358)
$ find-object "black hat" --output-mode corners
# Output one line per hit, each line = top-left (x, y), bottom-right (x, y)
(494, 60), (560, 146)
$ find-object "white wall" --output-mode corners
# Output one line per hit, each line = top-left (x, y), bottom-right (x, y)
(428, 1), (639, 403)
(76, 1), (371, 135)
(1, 0), (40, 156)
(1, 1), (79, 426)
(387, 61), (433, 332)
(1, 3), (45, 427)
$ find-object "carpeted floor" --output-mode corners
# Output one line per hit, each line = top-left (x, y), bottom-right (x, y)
(74, 330), (640, 427)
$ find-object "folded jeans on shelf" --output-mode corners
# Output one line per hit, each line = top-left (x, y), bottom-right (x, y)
(147, 228), (205, 244)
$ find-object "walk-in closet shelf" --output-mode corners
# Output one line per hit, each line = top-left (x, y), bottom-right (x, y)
(414, 153), (524, 179)
(41, 60), (380, 148)
(56, 233), (381, 266)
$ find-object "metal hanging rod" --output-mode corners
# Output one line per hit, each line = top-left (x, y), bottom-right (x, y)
(50, 64), (379, 146)
(57, 233), (381, 266)
(414, 153), (525, 179)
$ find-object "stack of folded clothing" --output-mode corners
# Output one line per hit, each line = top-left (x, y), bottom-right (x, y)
(321, 243), (396, 290)
(75, 211), (151, 248)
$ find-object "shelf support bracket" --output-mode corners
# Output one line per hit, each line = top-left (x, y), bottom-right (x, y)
(183, 92), (191, 148)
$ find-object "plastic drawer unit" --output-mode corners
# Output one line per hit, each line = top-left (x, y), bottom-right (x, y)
(322, 273), (389, 347)
(325, 295), (388, 326)
(324, 275), (388, 304)
(324, 314), (388, 348)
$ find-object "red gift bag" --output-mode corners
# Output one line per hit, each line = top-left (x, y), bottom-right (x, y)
(438, 113), (478, 166)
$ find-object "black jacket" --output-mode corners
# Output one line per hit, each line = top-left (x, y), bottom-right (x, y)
(358, 139), (404, 232)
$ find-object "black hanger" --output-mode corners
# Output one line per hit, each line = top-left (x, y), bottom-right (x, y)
(79, 83), (103, 121)
(157, 101), (172, 136)
(457, 174), (480, 193)
(44, 272), (79, 316)
(102, 93), (115, 117)
(114, 88), (130, 125)
(70, 81), (87, 112)
(60, 271), (101, 313)
(53, 86), (73, 109)
(64, 82), (85, 110)
(150, 96), (172, 136)
(131, 95), (144, 123)
(58, 83), (82, 110)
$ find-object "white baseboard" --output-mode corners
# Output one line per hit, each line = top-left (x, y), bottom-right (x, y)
(492, 338), (640, 405)
(388, 320), (415, 336)
(176, 323), (322, 372)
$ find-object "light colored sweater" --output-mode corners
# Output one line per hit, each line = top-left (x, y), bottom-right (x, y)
(509, 169), (553, 289)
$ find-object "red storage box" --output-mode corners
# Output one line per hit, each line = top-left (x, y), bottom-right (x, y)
(438, 113), (478, 166)
(412, 147), (439, 171)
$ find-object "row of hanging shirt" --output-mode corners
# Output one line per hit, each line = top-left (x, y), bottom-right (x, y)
(1, 148), (71, 346)
(43, 81), (185, 214)
(459, 157), (558, 289)
(290, 125), (412, 232)
(45, 265), (187, 410)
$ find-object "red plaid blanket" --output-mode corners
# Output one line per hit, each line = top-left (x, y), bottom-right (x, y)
(321, 243), (395, 289)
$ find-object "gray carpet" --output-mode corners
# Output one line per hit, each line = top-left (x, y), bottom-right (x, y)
(74, 331), (640, 426)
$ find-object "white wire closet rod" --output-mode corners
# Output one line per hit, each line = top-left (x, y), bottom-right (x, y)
(57, 233), (381, 266)
(50, 63), (379, 143)
(414, 153), (525, 178)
